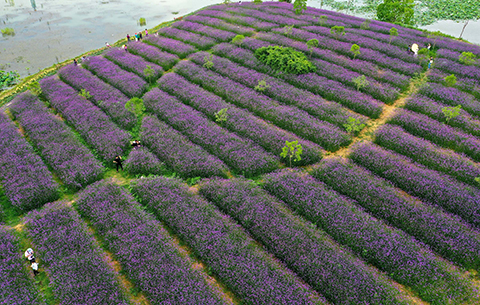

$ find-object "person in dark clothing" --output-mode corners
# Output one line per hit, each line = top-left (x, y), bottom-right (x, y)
(73, 59), (78, 66)
(127, 34), (130, 42)
(139, 32), (143, 40)
(131, 140), (141, 149)
(114, 155), (123, 172)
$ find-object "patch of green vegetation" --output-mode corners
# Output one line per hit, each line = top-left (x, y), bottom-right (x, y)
(139, 17), (146, 26)
(255, 46), (316, 74)
(0, 70), (20, 90)
(1, 27), (15, 36)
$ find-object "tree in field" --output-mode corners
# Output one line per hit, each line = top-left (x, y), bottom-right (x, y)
(389, 27), (398, 44)
(203, 54), (214, 69)
(293, 0), (307, 15)
(459, 52), (477, 65)
(350, 44), (361, 59)
(444, 74), (457, 87)
(27, 80), (42, 96)
(79, 89), (91, 99)
(442, 105), (461, 122)
(283, 25), (294, 35)
(253, 0), (262, 3)
(376, 0), (415, 25)
(231, 35), (245, 45)
(343, 117), (365, 134)
(306, 38), (319, 57)
(330, 26), (345, 37)
(143, 65), (155, 83)
(318, 15), (328, 25)
(215, 108), (228, 126)
(352, 75), (369, 91)
(254, 79), (271, 92)
(281, 140), (302, 167)
(125, 97), (145, 120)
(360, 19), (371, 30)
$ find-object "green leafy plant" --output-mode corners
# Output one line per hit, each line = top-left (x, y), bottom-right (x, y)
(215, 108), (228, 126)
(376, 0), (414, 25)
(352, 75), (369, 91)
(459, 52), (477, 65)
(203, 54), (214, 69)
(143, 65), (155, 83)
(125, 97), (145, 119)
(444, 74), (457, 87)
(186, 177), (202, 186)
(442, 105), (462, 122)
(360, 19), (371, 30)
(283, 24), (294, 35)
(254, 78), (271, 92)
(138, 18), (146, 26)
(280, 140), (303, 167)
(255, 46), (316, 74)
(253, 0), (262, 3)
(79, 89), (91, 99)
(343, 117), (366, 134)
(389, 27), (398, 44)
(0, 70), (20, 90)
(1, 28), (15, 36)
(475, 177), (480, 185)
(306, 38), (319, 57)
(293, 0), (307, 14)
(318, 15), (328, 25)
(350, 44), (361, 59)
(27, 80), (42, 96)
(223, 0), (231, 4)
(330, 25), (345, 37)
(231, 35), (245, 45)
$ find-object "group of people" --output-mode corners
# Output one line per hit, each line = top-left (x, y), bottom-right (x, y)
(126, 30), (148, 42)
(407, 43), (434, 69)
(24, 248), (39, 276)
(113, 140), (142, 172)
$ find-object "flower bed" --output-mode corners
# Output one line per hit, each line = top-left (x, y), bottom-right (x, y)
(144, 35), (196, 58)
(183, 15), (255, 35)
(156, 27), (216, 50)
(124, 147), (165, 176)
(104, 48), (163, 81)
(172, 21), (236, 42)
(126, 41), (179, 70)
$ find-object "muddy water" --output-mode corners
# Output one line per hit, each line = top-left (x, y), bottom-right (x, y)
(1, 0), (479, 78)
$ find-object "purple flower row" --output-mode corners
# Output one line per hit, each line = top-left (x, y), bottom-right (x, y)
(350, 142), (480, 228)
(0, 227), (45, 304)
(200, 178), (406, 305)
(435, 57), (480, 79)
(156, 27), (216, 50)
(82, 56), (147, 97)
(144, 35), (196, 58)
(124, 147), (165, 176)
(130, 176), (322, 305)
(374, 124), (480, 186)
(171, 20), (236, 42)
(220, 6), (310, 27)
(389, 108), (480, 162)
(174, 60), (352, 150)
(243, 34), (410, 90)
(418, 82), (480, 117)
(10, 93), (104, 190)
(58, 65), (136, 130)
(104, 48), (164, 81)
(311, 157), (480, 271)
(0, 112), (59, 211)
(158, 73), (323, 166)
(126, 41), (179, 70)
(197, 9), (277, 31)
(191, 49), (367, 128)
(140, 115), (228, 178)
(76, 181), (223, 304)
(143, 88), (279, 177)
(39, 77), (130, 162)
(24, 202), (128, 304)
(270, 28), (422, 76)
(428, 69), (480, 100)
(183, 14), (255, 36)
(262, 170), (476, 304)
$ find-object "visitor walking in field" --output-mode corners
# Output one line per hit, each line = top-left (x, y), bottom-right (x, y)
(114, 155), (123, 172)
(145, 29), (148, 36)
(24, 248), (34, 261)
(139, 32), (143, 40)
(127, 34), (130, 42)
(31, 262), (39, 276)
(428, 57), (434, 69)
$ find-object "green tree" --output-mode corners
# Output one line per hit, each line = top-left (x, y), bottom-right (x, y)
(253, 0), (262, 3)
(306, 38), (319, 57)
(389, 27), (398, 44)
(143, 65), (155, 83)
(459, 52), (477, 65)
(442, 105), (461, 122)
(444, 74), (457, 87)
(377, 0), (415, 25)
(215, 108), (228, 126)
(352, 75), (369, 91)
(254, 78), (271, 92)
(330, 26), (345, 37)
(203, 54), (214, 69)
(0, 70), (20, 90)
(475, 177), (480, 185)
(283, 24), (294, 35)
(360, 19), (371, 30)
(343, 117), (366, 134)
(350, 44), (361, 59)
(125, 97), (145, 119)
(293, 0), (307, 15)
(280, 140), (303, 167)
(232, 35), (245, 45)
(318, 15), (328, 25)
(27, 80), (42, 96)
(79, 89), (91, 99)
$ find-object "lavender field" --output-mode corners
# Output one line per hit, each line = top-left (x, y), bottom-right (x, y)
(1, 1), (480, 304)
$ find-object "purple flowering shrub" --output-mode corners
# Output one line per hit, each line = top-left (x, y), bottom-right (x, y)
(312, 157), (480, 271)
(143, 88), (280, 176)
(428, 69), (480, 99)
(144, 35), (196, 58)
(58, 65), (136, 130)
(197, 9), (277, 31)
(158, 73), (324, 166)
(156, 27), (216, 50)
(350, 142), (480, 228)
(262, 170), (477, 304)
(130, 176), (323, 305)
(0, 112), (59, 211)
(24, 202), (128, 304)
(104, 48), (164, 81)
(173, 61), (352, 150)
(82, 56), (147, 97)
(126, 41), (179, 70)
(124, 147), (165, 176)
(182, 15), (255, 35)
(375, 124), (480, 186)
(172, 21), (237, 42)
(76, 181), (223, 304)
(200, 178), (408, 305)
(435, 57), (480, 79)
(10, 92), (104, 190)
(0, 227), (45, 304)
(140, 115), (228, 178)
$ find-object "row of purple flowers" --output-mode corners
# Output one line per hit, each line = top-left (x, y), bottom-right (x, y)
(182, 14), (255, 36)
(76, 181), (223, 304)
(10, 92), (104, 190)
(156, 27), (217, 50)
(428, 69), (480, 100)
(130, 176), (323, 305)
(126, 41), (180, 70)
(123, 147), (165, 176)
(24, 202), (128, 304)
(171, 20), (237, 42)
(143, 35), (196, 58)
(197, 9), (278, 31)
(0, 112), (59, 211)
(104, 48), (164, 81)
(262, 170), (477, 304)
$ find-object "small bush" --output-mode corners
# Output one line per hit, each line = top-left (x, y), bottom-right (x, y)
(444, 74), (457, 87)
(1, 28), (15, 36)
(255, 46), (316, 74)
(330, 26), (345, 37)
(231, 35), (245, 45)
(459, 52), (477, 65)
(139, 18), (146, 26)
(0, 70), (20, 90)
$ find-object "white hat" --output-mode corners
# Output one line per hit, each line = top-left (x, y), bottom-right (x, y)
(24, 248), (33, 257)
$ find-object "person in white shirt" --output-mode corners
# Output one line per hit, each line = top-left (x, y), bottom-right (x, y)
(31, 262), (39, 276)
